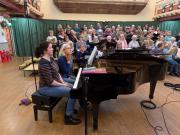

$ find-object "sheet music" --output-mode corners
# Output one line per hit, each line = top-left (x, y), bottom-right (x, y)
(73, 68), (82, 89)
(87, 46), (97, 66)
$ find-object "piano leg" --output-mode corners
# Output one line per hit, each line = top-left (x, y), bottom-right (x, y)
(140, 81), (157, 109)
(92, 102), (99, 130)
(149, 81), (157, 99)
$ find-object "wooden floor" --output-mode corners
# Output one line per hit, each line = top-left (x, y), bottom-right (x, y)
(0, 58), (180, 135)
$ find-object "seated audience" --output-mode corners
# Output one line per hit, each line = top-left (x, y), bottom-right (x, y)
(150, 42), (164, 54)
(170, 37), (177, 47)
(88, 35), (99, 52)
(87, 29), (94, 43)
(142, 35), (154, 49)
(164, 31), (172, 42)
(80, 27), (88, 41)
(117, 34), (128, 49)
(46, 30), (58, 58)
(163, 42), (180, 77)
(155, 35), (164, 47)
(76, 44), (89, 67)
(126, 30), (134, 44)
(152, 29), (160, 42)
(174, 46), (180, 64)
(76, 36), (87, 51)
(175, 32), (180, 47)
(103, 27), (113, 37)
(98, 35), (116, 54)
(128, 35), (140, 48)
(63, 35), (74, 53)
(66, 28), (77, 45)
(57, 29), (65, 46)
(116, 40), (122, 50)
(74, 23), (80, 33)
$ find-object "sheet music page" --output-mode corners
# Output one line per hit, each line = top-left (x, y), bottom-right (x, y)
(82, 68), (107, 74)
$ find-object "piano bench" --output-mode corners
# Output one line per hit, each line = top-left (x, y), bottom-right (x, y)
(31, 91), (62, 123)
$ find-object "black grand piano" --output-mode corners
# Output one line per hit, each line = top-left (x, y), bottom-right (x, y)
(73, 48), (168, 131)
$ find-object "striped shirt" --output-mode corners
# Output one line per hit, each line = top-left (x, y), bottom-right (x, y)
(39, 57), (60, 87)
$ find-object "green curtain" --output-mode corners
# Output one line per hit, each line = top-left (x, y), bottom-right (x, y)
(11, 17), (180, 57)
(11, 18), (44, 56)
(159, 21), (180, 35)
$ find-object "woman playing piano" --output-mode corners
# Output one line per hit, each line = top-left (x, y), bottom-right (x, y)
(35, 41), (81, 125)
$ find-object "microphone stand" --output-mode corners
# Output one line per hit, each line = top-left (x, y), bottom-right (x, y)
(24, 0), (38, 91)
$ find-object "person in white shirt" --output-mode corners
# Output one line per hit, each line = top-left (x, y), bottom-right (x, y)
(46, 30), (58, 57)
(46, 30), (57, 44)
(128, 35), (140, 48)
(87, 29), (93, 43)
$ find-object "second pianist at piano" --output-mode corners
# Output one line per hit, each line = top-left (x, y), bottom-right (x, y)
(58, 43), (76, 84)
(35, 41), (81, 125)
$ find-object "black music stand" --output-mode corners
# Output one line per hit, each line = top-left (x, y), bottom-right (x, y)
(24, 0), (38, 91)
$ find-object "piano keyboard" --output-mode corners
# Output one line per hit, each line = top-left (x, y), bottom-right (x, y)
(73, 68), (82, 89)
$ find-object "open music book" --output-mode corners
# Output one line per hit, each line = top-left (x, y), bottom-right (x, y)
(82, 68), (107, 74)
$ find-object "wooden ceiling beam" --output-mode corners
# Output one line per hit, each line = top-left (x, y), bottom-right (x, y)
(54, 0), (148, 14)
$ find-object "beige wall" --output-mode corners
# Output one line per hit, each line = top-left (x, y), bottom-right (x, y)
(41, 0), (156, 21)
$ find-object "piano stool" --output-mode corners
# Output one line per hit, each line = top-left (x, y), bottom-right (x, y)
(31, 91), (62, 123)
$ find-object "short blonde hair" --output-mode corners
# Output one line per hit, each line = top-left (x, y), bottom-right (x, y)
(59, 42), (73, 56)
(59, 44), (69, 56)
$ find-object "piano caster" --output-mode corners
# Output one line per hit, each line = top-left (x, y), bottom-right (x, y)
(140, 100), (156, 110)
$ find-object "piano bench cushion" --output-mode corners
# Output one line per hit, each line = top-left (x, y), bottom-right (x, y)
(31, 91), (62, 123)
(32, 91), (61, 106)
